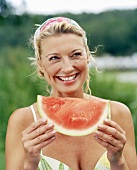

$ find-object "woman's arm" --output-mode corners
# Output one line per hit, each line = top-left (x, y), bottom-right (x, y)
(94, 101), (137, 170)
(5, 107), (56, 170)
(6, 108), (29, 170)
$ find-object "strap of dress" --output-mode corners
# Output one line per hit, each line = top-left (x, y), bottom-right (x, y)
(108, 100), (111, 120)
(30, 105), (44, 156)
(30, 105), (37, 122)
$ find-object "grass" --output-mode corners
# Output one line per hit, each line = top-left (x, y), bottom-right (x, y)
(0, 150), (5, 170)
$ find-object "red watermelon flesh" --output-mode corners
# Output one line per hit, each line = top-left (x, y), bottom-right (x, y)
(37, 95), (110, 136)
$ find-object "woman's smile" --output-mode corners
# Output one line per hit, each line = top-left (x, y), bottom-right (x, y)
(56, 73), (78, 82)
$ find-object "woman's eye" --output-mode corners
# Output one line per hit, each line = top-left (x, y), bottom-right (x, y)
(72, 52), (82, 57)
(49, 56), (59, 61)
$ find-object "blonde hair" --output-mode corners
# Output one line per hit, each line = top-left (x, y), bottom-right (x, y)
(31, 17), (92, 95)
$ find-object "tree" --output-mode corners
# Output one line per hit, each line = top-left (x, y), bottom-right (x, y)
(0, 0), (13, 16)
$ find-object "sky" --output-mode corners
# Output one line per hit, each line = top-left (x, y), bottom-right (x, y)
(7, 0), (137, 14)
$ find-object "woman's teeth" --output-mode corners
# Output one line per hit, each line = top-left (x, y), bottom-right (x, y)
(59, 75), (76, 81)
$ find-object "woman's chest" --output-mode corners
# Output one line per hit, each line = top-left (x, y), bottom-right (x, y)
(42, 133), (107, 170)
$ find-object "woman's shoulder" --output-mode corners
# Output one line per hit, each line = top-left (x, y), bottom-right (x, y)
(8, 104), (36, 130)
(89, 95), (134, 134)
(110, 100), (131, 119)
(109, 100), (134, 133)
(87, 94), (132, 120)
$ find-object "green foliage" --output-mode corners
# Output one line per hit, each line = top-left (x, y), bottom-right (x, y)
(0, 151), (5, 170)
(0, 9), (137, 55)
(0, 46), (46, 149)
(0, 0), (14, 16)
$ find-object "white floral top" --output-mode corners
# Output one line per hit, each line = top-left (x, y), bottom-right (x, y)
(38, 152), (110, 170)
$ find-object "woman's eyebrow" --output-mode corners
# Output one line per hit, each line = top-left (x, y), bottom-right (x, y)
(46, 53), (59, 58)
(71, 49), (82, 53)
(45, 49), (83, 57)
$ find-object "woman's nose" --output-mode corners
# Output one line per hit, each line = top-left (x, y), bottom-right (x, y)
(61, 58), (74, 73)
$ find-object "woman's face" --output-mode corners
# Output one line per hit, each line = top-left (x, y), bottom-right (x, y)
(39, 34), (89, 96)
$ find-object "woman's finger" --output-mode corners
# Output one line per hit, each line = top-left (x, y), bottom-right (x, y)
(95, 130), (116, 146)
(23, 123), (54, 141)
(23, 118), (48, 134)
(30, 129), (56, 146)
(94, 119), (127, 153)
(94, 135), (114, 148)
(27, 136), (56, 156)
(23, 129), (56, 155)
(103, 119), (126, 135)
(97, 124), (126, 142)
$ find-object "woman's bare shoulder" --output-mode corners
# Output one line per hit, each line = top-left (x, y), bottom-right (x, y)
(8, 105), (35, 130)
(110, 100), (131, 120)
(88, 94), (132, 124)
(109, 100), (135, 141)
(5, 105), (37, 169)
(110, 102), (137, 168)
(88, 94), (131, 117)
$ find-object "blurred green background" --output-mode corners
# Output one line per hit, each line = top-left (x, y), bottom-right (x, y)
(0, 1), (137, 169)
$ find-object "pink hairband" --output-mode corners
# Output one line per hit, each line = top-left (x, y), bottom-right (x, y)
(34, 17), (86, 50)
(34, 17), (85, 37)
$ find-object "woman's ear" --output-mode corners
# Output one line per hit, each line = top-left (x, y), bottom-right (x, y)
(87, 53), (91, 64)
(87, 58), (90, 64)
(37, 59), (44, 77)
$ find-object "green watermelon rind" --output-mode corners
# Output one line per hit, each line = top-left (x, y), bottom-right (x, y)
(37, 95), (110, 136)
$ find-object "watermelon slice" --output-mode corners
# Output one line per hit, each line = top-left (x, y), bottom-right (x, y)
(37, 95), (110, 136)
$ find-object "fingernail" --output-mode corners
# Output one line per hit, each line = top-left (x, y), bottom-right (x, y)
(51, 136), (56, 140)
(52, 130), (57, 134)
(48, 123), (54, 127)
(98, 124), (104, 129)
(95, 130), (100, 135)
(104, 119), (109, 122)
(42, 118), (47, 122)
(94, 135), (98, 139)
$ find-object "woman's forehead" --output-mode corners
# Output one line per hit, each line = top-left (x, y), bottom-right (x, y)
(40, 34), (86, 52)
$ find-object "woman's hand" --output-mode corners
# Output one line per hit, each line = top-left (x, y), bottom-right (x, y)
(22, 118), (56, 169)
(94, 119), (127, 166)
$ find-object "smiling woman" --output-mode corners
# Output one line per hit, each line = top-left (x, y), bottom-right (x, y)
(5, 16), (137, 170)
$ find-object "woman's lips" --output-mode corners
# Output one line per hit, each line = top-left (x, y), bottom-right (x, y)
(57, 73), (78, 81)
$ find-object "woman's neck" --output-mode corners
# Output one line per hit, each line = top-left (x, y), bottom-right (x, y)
(50, 90), (86, 99)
